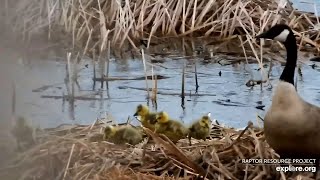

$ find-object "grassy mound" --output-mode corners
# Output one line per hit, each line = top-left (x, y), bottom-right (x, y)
(0, 120), (316, 180)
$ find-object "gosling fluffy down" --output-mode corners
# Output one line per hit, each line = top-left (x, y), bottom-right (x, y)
(133, 104), (157, 131)
(155, 111), (189, 143)
(11, 117), (35, 150)
(103, 125), (143, 145)
(188, 113), (211, 144)
(256, 24), (320, 158)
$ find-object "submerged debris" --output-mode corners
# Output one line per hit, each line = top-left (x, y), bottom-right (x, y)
(246, 79), (266, 87)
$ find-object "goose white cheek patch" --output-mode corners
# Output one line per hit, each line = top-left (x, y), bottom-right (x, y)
(274, 29), (290, 42)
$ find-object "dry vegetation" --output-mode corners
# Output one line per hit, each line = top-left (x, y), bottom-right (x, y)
(0, 120), (316, 180)
(1, 0), (320, 57)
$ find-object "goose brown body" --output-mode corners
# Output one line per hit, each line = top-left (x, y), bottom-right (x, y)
(264, 82), (320, 157)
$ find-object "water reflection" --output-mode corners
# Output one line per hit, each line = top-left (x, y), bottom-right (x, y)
(1, 38), (320, 129)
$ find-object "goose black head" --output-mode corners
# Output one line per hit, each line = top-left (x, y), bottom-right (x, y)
(257, 24), (297, 85)
(256, 24), (294, 43)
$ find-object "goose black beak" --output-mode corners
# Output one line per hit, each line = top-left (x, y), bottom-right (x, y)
(255, 32), (267, 39)
(133, 112), (138, 117)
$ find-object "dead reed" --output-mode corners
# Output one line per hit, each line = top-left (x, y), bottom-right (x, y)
(1, 121), (316, 180)
(3, 0), (319, 58)
(141, 49), (150, 98)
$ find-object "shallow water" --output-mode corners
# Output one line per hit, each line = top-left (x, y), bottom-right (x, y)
(291, 0), (320, 13)
(2, 43), (320, 129)
(0, 0), (317, 132)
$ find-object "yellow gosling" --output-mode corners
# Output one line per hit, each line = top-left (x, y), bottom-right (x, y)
(11, 116), (35, 150)
(103, 125), (143, 145)
(188, 113), (211, 145)
(133, 104), (157, 131)
(155, 111), (188, 143)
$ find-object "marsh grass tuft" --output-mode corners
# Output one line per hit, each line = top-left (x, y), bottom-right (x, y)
(2, 0), (319, 58)
(2, 119), (316, 179)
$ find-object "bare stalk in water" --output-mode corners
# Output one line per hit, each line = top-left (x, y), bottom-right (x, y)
(151, 65), (158, 102)
(106, 40), (111, 89)
(99, 53), (105, 89)
(93, 50), (96, 81)
(181, 62), (186, 107)
(66, 52), (72, 97)
(141, 49), (150, 99)
(194, 63), (199, 91)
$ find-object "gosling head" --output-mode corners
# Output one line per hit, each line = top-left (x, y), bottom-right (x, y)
(16, 116), (27, 127)
(133, 104), (149, 117)
(156, 111), (169, 123)
(200, 113), (211, 128)
(256, 24), (294, 44)
(103, 125), (116, 140)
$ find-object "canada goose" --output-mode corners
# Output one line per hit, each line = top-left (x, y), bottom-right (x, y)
(133, 104), (157, 131)
(188, 113), (211, 145)
(256, 24), (320, 159)
(155, 111), (189, 143)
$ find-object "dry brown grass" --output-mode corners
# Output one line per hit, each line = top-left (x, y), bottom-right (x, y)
(0, 121), (316, 180)
(2, 0), (319, 57)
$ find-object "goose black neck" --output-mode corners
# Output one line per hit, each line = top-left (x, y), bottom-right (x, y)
(279, 34), (297, 85)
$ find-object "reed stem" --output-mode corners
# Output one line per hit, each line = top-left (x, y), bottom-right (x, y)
(194, 63), (199, 91)
(181, 62), (185, 100)
(141, 49), (150, 99)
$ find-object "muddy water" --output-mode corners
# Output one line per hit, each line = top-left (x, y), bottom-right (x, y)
(2, 44), (320, 129)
